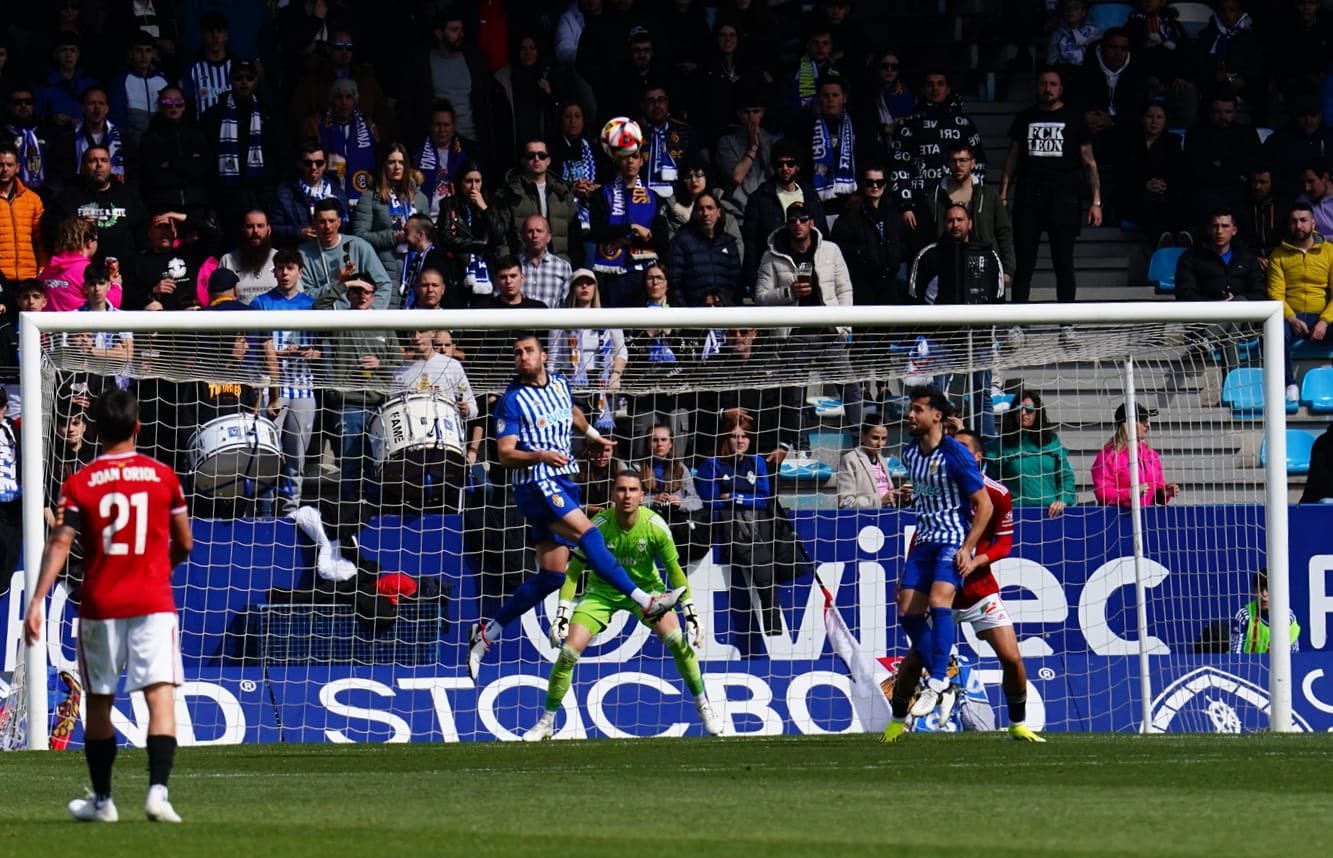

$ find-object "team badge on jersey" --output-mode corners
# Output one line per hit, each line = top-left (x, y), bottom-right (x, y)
(552, 493), (565, 508)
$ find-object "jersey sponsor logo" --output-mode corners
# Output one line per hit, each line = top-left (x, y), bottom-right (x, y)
(1026, 122), (1066, 158)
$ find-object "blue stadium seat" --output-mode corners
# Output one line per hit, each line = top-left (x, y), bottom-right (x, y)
(886, 456), (909, 481)
(1259, 430), (1318, 475)
(778, 450), (834, 481)
(1292, 337), (1333, 358)
(1222, 367), (1297, 416)
(1171, 2), (1213, 39)
(1301, 366), (1333, 412)
(992, 393), (1016, 414)
(1089, 2), (1133, 31)
(1147, 246), (1187, 293)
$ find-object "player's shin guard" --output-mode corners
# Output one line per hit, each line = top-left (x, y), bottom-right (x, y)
(900, 612), (930, 654)
(664, 628), (705, 697)
(85, 737), (117, 800)
(545, 644), (581, 712)
(493, 570), (566, 630)
(146, 735), (176, 788)
(1006, 692), (1027, 725)
(577, 529), (646, 605)
(925, 607), (956, 682)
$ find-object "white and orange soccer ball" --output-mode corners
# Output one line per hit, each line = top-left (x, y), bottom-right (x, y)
(599, 116), (644, 159)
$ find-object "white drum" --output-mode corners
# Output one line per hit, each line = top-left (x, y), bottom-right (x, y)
(188, 414), (282, 498)
(374, 394), (464, 464)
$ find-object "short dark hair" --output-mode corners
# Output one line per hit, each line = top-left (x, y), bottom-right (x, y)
(954, 427), (983, 449)
(406, 212), (437, 242)
(84, 262), (111, 285)
(771, 138), (802, 163)
(1102, 26), (1130, 44)
(430, 99), (456, 118)
(1208, 206), (1235, 223)
(513, 331), (545, 349)
(298, 138), (326, 158)
(312, 198), (343, 217)
(1289, 200), (1315, 217)
(273, 248), (304, 268)
(81, 144), (111, 164)
(491, 253), (522, 275)
(1254, 568), (1269, 590)
(818, 74), (847, 95)
(92, 389), (139, 444)
(945, 141), (975, 161)
(16, 278), (45, 296)
(907, 385), (951, 414)
(1302, 159), (1331, 178)
(615, 468), (645, 486)
(0, 141), (17, 161)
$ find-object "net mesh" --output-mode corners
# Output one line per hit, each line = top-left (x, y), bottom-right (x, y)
(5, 312), (1287, 745)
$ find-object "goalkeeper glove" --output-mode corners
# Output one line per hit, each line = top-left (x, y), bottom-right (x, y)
(681, 599), (703, 649)
(549, 600), (573, 649)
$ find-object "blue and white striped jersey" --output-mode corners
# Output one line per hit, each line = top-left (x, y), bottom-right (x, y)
(251, 289), (316, 399)
(902, 434), (985, 546)
(494, 373), (579, 486)
(186, 57), (232, 119)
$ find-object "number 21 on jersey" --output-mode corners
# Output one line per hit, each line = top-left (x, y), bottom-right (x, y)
(101, 491), (149, 556)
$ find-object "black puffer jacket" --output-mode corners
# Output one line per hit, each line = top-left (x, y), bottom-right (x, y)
(1174, 244), (1267, 302)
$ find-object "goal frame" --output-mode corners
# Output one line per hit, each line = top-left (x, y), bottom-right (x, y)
(17, 301), (1295, 748)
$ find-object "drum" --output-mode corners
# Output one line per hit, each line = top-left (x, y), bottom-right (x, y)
(373, 394), (464, 465)
(188, 414), (282, 498)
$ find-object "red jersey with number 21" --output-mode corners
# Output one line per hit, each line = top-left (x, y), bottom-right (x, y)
(58, 452), (187, 619)
(955, 476), (1014, 610)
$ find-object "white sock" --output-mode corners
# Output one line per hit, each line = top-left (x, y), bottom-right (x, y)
(630, 588), (651, 610)
(147, 784), (168, 803)
(482, 619), (502, 644)
(927, 677), (948, 693)
(694, 692), (709, 707)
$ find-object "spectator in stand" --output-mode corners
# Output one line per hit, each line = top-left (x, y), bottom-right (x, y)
(658, 0), (713, 77)
(636, 424), (705, 555)
(486, 254), (548, 310)
(290, 28), (395, 141)
(815, 0), (867, 76)
(803, 75), (861, 218)
(638, 83), (701, 201)
(548, 101), (598, 250)
(720, 0), (779, 82)
(128, 210), (212, 311)
(437, 163), (504, 302)
(1112, 102), (1188, 249)
(1269, 0), (1332, 97)
(517, 214), (574, 311)
(201, 59), (277, 221)
(3, 85), (50, 194)
(56, 87), (129, 186)
(509, 33), (558, 148)
(35, 33), (99, 135)
(993, 391), (1076, 517)
(690, 19), (764, 145)
(1197, 0), (1264, 118)
(918, 143), (1014, 282)
(299, 198), (392, 310)
(270, 142), (350, 249)
(893, 70), (987, 242)
(668, 190), (742, 306)
(400, 218), (454, 310)
(494, 138), (578, 263)
(574, 439), (631, 515)
(1264, 98), (1333, 203)
(831, 163), (904, 305)
(109, 31), (168, 146)
(1299, 424), (1333, 502)
(742, 139), (827, 292)
(547, 274), (628, 419)
(860, 50), (913, 160)
(1092, 402), (1179, 506)
(1046, 0), (1100, 74)
(1074, 29), (1150, 164)
(1175, 206), (1266, 369)
(601, 27), (669, 121)
(1235, 165), (1281, 260)
(1124, 0), (1198, 128)
(352, 143), (428, 291)
(44, 145), (146, 268)
(0, 388), (21, 591)
(0, 142), (46, 283)
(714, 87), (775, 211)
(305, 79), (380, 210)
(1231, 570), (1300, 653)
(908, 204), (1005, 307)
(1298, 160), (1333, 236)
(40, 216), (112, 312)
(665, 160), (743, 248)
(836, 417), (903, 509)
(218, 209), (279, 304)
(1183, 89), (1260, 221)
(1268, 201), (1333, 402)
(182, 11), (233, 121)
(786, 22), (839, 113)
(588, 145), (668, 307)
(695, 326), (805, 469)
(138, 86), (208, 216)
(1001, 69), (1102, 306)
(415, 11), (501, 162)
(415, 100), (477, 219)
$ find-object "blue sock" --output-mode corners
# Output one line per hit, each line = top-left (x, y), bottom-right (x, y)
(900, 612), (930, 654)
(578, 529), (641, 600)
(492, 569), (565, 630)
(926, 606), (956, 682)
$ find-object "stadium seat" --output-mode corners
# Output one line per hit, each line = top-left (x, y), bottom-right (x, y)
(1222, 367), (1297, 416)
(1170, 2), (1213, 39)
(1147, 246), (1187, 293)
(992, 392), (1016, 413)
(807, 396), (845, 419)
(886, 456), (909, 480)
(778, 450), (834, 481)
(1256, 127), (1275, 144)
(1292, 337), (1333, 358)
(1089, 2), (1133, 31)
(1259, 429), (1318, 475)
(1300, 366), (1333, 412)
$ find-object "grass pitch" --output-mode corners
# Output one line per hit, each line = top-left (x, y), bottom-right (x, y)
(1, 733), (1328, 857)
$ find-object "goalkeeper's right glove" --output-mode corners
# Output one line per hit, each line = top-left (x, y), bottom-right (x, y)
(549, 600), (574, 649)
(681, 599), (703, 649)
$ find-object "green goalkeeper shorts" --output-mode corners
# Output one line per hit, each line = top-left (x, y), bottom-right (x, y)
(571, 589), (648, 636)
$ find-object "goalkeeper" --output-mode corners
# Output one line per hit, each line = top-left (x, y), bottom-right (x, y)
(523, 470), (722, 740)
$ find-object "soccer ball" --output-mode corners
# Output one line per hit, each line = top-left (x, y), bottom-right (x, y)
(600, 116), (644, 159)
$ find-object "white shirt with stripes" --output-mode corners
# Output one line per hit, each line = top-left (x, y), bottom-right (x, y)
(902, 434), (984, 546)
(494, 373), (579, 487)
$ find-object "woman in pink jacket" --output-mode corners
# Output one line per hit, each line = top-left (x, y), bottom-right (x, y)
(1092, 402), (1181, 506)
(39, 216), (124, 312)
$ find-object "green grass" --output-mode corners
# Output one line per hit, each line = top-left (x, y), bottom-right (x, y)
(1, 734), (1329, 857)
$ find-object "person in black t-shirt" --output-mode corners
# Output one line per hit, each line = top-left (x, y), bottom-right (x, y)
(1000, 69), (1102, 305)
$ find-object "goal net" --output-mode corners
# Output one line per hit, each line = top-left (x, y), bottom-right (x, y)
(5, 303), (1300, 749)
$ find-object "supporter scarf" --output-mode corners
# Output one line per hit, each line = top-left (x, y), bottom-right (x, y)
(320, 109), (375, 202)
(593, 177), (658, 273)
(559, 136), (597, 230)
(0, 419), (17, 502)
(1095, 45), (1128, 116)
(811, 115), (856, 202)
(216, 95), (265, 183)
(1208, 12), (1252, 58)
(795, 56), (819, 110)
(7, 124), (45, 187)
(74, 121), (125, 178)
(416, 134), (464, 211)
(298, 177), (333, 210)
(646, 123), (678, 197)
(387, 190), (414, 254)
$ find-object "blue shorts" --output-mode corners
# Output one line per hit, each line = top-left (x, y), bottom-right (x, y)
(514, 476), (582, 545)
(900, 542), (963, 594)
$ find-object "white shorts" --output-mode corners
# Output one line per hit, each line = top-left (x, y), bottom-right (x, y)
(77, 612), (184, 695)
(955, 593), (1013, 633)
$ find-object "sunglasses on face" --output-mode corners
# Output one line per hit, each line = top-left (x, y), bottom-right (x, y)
(232, 73), (256, 82)
(160, 98), (185, 108)
(881, 62), (899, 70)
(863, 178), (886, 188)
(1021, 405), (1037, 412)
(333, 41), (354, 50)
(788, 214), (812, 224)
(524, 151), (550, 160)
(302, 158), (326, 167)
(775, 159), (798, 168)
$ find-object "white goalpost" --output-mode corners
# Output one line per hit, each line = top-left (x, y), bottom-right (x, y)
(5, 301), (1297, 750)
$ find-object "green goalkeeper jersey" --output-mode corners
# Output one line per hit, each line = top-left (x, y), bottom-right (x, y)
(562, 508), (689, 602)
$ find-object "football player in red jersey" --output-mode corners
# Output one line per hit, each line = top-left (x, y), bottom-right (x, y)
(883, 428), (1044, 743)
(25, 388), (194, 822)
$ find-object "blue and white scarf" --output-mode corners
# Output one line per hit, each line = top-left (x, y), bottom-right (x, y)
(646, 123), (678, 197)
(320, 109), (375, 203)
(416, 135), (465, 214)
(74, 121), (125, 179)
(593, 177), (658, 273)
(811, 115), (856, 202)
(560, 136), (597, 231)
(7, 124), (45, 188)
(216, 94), (266, 184)
(1208, 12), (1252, 59)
